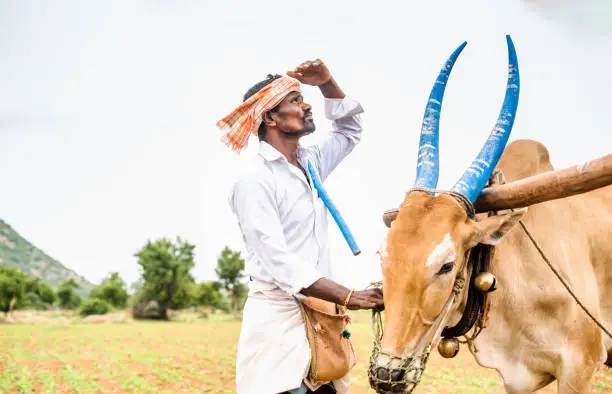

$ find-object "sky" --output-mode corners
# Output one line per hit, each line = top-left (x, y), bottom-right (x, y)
(1, 0), (611, 289)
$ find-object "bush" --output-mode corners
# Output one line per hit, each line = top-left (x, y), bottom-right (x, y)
(22, 292), (53, 310)
(130, 292), (163, 320)
(195, 281), (223, 310)
(89, 272), (129, 309)
(80, 298), (111, 317)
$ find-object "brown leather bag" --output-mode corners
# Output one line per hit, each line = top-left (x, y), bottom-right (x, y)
(297, 297), (357, 385)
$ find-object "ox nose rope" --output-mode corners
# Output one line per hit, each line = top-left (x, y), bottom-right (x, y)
(518, 220), (612, 341)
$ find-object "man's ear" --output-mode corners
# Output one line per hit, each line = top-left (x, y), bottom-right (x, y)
(469, 208), (527, 247)
(263, 111), (276, 128)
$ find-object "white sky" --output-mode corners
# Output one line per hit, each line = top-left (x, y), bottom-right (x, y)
(1, 0), (610, 289)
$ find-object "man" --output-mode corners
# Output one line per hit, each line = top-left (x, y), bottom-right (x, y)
(218, 59), (384, 394)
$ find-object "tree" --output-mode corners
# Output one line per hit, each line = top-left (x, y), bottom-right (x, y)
(90, 272), (129, 309)
(215, 246), (246, 314)
(235, 282), (248, 312)
(134, 237), (196, 320)
(196, 281), (223, 310)
(0, 266), (28, 317)
(34, 281), (56, 306)
(22, 278), (56, 310)
(130, 278), (144, 295)
(57, 279), (81, 310)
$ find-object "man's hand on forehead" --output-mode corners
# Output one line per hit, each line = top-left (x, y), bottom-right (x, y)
(287, 59), (332, 87)
(288, 58), (345, 99)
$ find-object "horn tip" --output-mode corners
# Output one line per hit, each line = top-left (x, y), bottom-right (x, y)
(447, 41), (468, 63)
(505, 35), (516, 50)
(505, 35), (519, 69)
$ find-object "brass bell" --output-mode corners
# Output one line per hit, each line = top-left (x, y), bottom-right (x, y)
(474, 272), (497, 293)
(438, 337), (459, 358)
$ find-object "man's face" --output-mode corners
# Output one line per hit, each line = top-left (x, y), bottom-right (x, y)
(271, 91), (315, 136)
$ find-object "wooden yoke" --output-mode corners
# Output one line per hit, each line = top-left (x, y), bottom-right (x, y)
(383, 153), (612, 227)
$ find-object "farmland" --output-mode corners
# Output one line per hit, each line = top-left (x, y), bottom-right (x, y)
(1, 311), (611, 393)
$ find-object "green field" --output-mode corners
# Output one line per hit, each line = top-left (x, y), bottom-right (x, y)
(1, 311), (611, 393)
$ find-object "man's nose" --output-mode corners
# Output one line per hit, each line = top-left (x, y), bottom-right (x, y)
(302, 102), (312, 111)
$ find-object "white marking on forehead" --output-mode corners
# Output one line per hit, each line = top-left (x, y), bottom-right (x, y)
(425, 233), (455, 267)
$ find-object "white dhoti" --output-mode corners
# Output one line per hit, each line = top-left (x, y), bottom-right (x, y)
(235, 282), (350, 394)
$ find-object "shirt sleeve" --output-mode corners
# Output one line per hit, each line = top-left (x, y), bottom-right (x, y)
(229, 174), (323, 296)
(307, 96), (364, 182)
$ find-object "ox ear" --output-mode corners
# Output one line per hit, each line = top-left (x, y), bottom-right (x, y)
(471, 208), (527, 247)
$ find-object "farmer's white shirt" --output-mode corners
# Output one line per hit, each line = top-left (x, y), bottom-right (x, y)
(229, 96), (364, 394)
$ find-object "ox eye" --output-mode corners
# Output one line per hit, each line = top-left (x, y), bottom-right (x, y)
(437, 262), (454, 275)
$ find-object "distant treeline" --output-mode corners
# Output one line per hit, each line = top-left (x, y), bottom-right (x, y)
(0, 238), (247, 320)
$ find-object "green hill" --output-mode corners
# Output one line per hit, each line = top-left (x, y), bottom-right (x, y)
(0, 219), (95, 298)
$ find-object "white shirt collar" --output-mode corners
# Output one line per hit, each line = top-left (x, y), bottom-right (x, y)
(258, 141), (309, 163)
(258, 141), (284, 162)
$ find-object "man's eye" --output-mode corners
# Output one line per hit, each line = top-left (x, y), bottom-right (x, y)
(437, 262), (454, 275)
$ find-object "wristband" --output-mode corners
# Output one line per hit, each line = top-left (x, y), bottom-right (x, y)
(343, 289), (355, 309)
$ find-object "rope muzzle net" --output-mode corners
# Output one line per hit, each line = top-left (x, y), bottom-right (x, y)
(367, 282), (461, 394)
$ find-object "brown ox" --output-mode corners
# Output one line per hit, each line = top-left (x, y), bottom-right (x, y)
(369, 36), (612, 393)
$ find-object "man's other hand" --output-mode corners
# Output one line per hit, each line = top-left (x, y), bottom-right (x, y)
(346, 288), (385, 312)
(300, 278), (383, 311)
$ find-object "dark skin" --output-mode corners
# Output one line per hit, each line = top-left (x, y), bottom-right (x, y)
(262, 59), (384, 312)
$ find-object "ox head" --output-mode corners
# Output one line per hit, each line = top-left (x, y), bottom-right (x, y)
(369, 35), (526, 393)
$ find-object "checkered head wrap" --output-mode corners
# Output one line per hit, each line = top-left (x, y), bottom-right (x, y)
(216, 76), (301, 152)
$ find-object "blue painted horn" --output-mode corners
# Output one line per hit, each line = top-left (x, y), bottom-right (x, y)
(414, 41), (467, 189)
(450, 35), (520, 203)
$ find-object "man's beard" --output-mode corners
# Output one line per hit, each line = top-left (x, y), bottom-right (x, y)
(301, 118), (316, 135)
(280, 118), (316, 137)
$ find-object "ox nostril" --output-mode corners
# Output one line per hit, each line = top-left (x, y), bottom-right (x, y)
(376, 367), (389, 381)
(391, 369), (405, 381)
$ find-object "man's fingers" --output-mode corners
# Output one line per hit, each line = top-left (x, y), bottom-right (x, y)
(296, 66), (313, 75)
(287, 71), (304, 81)
(295, 60), (323, 74)
(346, 290), (385, 311)
(358, 300), (375, 310)
(296, 61), (313, 71)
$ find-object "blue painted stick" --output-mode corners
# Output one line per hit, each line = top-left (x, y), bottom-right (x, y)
(307, 161), (361, 256)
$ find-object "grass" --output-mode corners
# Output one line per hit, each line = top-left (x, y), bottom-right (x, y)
(1, 311), (611, 393)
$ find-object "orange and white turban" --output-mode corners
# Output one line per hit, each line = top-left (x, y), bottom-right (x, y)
(216, 76), (301, 152)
